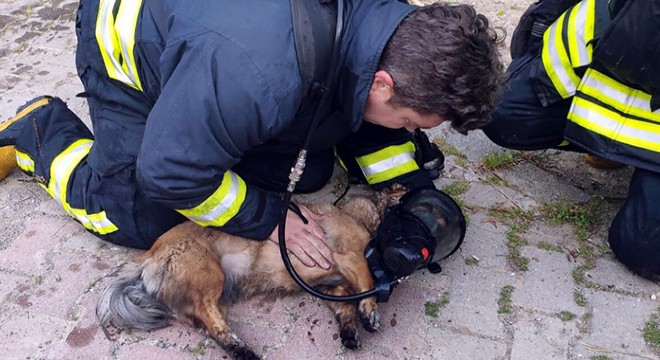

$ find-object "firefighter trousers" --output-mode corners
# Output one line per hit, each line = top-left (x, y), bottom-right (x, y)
(483, 52), (660, 278)
(13, 98), (187, 250)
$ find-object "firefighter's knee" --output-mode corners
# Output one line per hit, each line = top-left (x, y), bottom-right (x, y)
(608, 168), (660, 279)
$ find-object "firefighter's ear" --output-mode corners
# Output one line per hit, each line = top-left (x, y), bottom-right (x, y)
(371, 70), (394, 93)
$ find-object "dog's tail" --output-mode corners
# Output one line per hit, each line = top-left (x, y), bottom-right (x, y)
(97, 261), (172, 331)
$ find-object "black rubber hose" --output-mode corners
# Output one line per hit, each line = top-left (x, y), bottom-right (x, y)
(277, 0), (397, 302)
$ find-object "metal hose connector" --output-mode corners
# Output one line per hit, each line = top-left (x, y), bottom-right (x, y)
(287, 149), (307, 192)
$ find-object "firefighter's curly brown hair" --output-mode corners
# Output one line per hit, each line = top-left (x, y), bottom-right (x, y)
(380, 3), (504, 134)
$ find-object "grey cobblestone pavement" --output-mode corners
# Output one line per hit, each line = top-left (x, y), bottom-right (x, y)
(1, 0), (659, 359)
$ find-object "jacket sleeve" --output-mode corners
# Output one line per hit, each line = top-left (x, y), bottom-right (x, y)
(593, 0), (660, 109)
(336, 121), (434, 192)
(136, 34), (293, 240)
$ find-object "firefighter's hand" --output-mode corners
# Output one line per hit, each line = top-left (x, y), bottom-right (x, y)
(268, 205), (334, 270)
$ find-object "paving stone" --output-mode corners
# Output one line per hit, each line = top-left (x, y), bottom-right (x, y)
(9, 249), (111, 319)
(0, 215), (80, 275)
(510, 312), (580, 360)
(437, 267), (513, 339)
(427, 326), (509, 360)
(577, 290), (659, 360)
(456, 212), (511, 270)
(0, 270), (30, 306)
(586, 258), (660, 297)
(0, 311), (70, 359)
(515, 246), (586, 315)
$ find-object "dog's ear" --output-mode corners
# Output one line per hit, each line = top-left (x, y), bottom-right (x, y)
(338, 183), (408, 235)
(338, 196), (382, 235)
(378, 183), (408, 209)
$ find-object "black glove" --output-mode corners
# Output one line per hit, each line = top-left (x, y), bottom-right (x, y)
(412, 129), (444, 180)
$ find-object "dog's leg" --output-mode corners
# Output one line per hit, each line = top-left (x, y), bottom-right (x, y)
(159, 247), (259, 360)
(184, 264), (260, 360)
(322, 285), (361, 350)
(333, 252), (381, 333)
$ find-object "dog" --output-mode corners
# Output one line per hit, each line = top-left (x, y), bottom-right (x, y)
(96, 185), (406, 360)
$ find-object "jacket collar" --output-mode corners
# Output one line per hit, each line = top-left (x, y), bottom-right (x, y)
(336, 0), (414, 131)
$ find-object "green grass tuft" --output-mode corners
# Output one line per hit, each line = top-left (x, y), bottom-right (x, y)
(187, 341), (207, 356)
(464, 257), (479, 266)
(574, 291), (588, 307)
(541, 199), (606, 241)
(442, 180), (470, 197)
(644, 309), (660, 348)
(497, 285), (515, 314)
(558, 311), (577, 321)
(424, 292), (450, 318)
(482, 151), (519, 169)
(536, 241), (564, 253)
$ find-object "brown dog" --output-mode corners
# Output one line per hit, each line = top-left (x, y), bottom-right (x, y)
(96, 186), (405, 360)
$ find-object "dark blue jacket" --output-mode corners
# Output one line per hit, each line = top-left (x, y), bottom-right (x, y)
(128, 0), (421, 239)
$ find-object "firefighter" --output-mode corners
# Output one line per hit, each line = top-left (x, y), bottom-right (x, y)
(0, 0), (503, 269)
(483, 0), (660, 279)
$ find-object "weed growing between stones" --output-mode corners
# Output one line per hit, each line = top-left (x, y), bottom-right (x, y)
(558, 311), (576, 321)
(643, 308), (660, 348)
(540, 198), (606, 242)
(497, 285), (515, 314)
(487, 205), (533, 271)
(482, 151), (521, 169)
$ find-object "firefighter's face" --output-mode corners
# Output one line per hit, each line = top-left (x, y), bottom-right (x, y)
(363, 71), (445, 131)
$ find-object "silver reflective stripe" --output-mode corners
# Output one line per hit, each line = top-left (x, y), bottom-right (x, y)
(15, 150), (34, 173)
(361, 151), (415, 177)
(71, 209), (117, 232)
(95, 0), (143, 90)
(114, 0), (143, 89)
(50, 141), (93, 206)
(46, 139), (118, 235)
(570, 101), (660, 148)
(569, 0), (592, 67)
(542, 11), (579, 98)
(96, 0), (134, 87)
(580, 71), (660, 121)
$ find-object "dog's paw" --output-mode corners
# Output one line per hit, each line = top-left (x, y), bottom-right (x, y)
(227, 345), (260, 360)
(340, 327), (361, 350)
(218, 332), (260, 360)
(360, 309), (381, 333)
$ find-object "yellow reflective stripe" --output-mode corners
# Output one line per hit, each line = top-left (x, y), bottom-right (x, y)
(356, 142), (419, 184)
(95, 0), (143, 91)
(542, 11), (580, 98)
(177, 171), (247, 227)
(115, 0), (143, 90)
(568, 97), (660, 152)
(584, 0), (595, 62)
(69, 208), (117, 234)
(578, 69), (660, 123)
(46, 139), (119, 235)
(96, 0), (126, 85)
(338, 157), (348, 171)
(15, 150), (34, 173)
(566, 0), (595, 68)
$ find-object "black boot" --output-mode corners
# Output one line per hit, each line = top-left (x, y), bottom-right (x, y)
(0, 96), (53, 146)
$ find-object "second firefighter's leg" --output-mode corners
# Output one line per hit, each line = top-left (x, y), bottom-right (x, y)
(608, 168), (660, 279)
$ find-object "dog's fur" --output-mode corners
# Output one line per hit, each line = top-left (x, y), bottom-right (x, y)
(97, 186), (405, 360)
